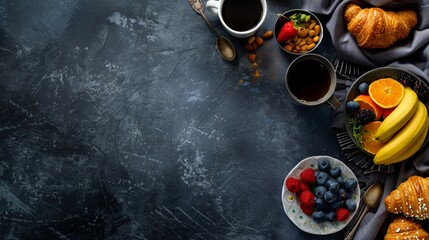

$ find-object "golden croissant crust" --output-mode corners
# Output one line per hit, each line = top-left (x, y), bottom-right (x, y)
(384, 216), (429, 240)
(344, 3), (418, 49)
(385, 176), (429, 220)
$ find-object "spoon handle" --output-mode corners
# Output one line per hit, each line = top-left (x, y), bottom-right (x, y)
(189, 0), (204, 14)
(344, 205), (370, 240)
(188, 0), (219, 36)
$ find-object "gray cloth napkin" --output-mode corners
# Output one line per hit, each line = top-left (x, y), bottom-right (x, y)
(300, 0), (429, 239)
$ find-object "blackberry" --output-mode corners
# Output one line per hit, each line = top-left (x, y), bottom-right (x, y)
(413, 80), (429, 100)
(354, 109), (375, 125)
(398, 72), (415, 88)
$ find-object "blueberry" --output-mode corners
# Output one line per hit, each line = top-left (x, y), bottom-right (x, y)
(328, 181), (340, 193)
(314, 198), (326, 210)
(336, 176), (345, 187)
(325, 179), (336, 188)
(337, 188), (348, 201)
(312, 211), (325, 223)
(316, 172), (329, 186)
(330, 200), (343, 210)
(314, 186), (327, 199)
(324, 190), (338, 203)
(324, 211), (336, 222)
(345, 198), (357, 211)
(344, 178), (358, 192)
(346, 101), (360, 113)
(358, 82), (369, 94)
(317, 158), (331, 172)
(330, 166), (342, 177)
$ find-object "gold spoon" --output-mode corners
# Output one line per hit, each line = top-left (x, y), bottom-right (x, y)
(188, 0), (236, 61)
(344, 182), (384, 240)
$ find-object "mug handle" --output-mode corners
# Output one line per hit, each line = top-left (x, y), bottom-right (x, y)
(206, 0), (220, 15)
(326, 95), (341, 110)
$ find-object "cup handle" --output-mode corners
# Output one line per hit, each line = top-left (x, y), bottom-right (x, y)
(326, 95), (341, 110)
(206, 0), (220, 15)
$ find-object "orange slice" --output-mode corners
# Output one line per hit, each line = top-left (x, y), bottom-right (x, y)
(368, 78), (405, 108)
(361, 121), (385, 155)
(354, 94), (383, 120)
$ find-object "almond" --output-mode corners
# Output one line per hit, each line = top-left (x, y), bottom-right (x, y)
(245, 44), (254, 52)
(256, 37), (264, 46)
(262, 31), (273, 39)
(248, 36), (256, 44)
(248, 53), (256, 62)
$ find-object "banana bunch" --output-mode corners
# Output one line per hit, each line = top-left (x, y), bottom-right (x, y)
(374, 87), (429, 165)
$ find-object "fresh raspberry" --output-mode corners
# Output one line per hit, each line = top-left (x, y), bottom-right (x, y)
(300, 203), (314, 215)
(336, 208), (350, 221)
(298, 181), (311, 193)
(285, 177), (300, 193)
(299, 190), (315, 206)
(300, 168), (316, 184)
(276, 21), (297, 42)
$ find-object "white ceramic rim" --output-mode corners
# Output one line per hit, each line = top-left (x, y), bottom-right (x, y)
(218, 0), (267, 38)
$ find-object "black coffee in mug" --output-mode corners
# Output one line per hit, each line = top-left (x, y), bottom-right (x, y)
(287, 59), (331, 102)
(222, 0), (262, 32)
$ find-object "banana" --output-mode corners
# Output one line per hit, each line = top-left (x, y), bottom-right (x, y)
(376, 117), (428, 165)
(375, 87), (419, 141)
(374, 101), (428, 165)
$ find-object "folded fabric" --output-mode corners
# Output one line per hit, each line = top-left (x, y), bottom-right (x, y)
(300, 1), (429, 239)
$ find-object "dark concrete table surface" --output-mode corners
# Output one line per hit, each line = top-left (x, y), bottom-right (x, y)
(0, 1), (344, 239)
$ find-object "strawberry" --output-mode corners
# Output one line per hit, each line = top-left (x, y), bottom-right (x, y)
(299, 190), (315, 206)
(298, 181), (311, 193)
(300, 168), (316, 184)
(300, 202), (314, 215)
(276, 21), (297, 43)
(285, 177), (300, 193)
(336, 208), (350, 221)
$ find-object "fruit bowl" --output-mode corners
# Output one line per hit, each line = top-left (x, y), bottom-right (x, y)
(344, 67), (429, 157)
(274, 9), (323, 55)
(281, 156), (360, 235)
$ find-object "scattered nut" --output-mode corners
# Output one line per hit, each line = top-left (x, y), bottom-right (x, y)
(256, 37), (264, 46)
(248, 36), (256, 44)
(262, 31), (273, 39)
(245, 44), (254, 52)
(252, 42), (258, 50)
(248, 53), (256, 62)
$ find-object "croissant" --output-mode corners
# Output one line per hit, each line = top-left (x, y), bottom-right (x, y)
(344, 3), (417, 49)
(384, 216), (429, 240)
(385, 176), (429, 220)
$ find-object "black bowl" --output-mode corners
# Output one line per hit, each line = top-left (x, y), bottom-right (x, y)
(344, 67), (429, 156)
(274, 9), (324, 55)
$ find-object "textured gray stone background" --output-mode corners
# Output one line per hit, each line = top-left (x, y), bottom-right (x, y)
(0, 0), (341, 239)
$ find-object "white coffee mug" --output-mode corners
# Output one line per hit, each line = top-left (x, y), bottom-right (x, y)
(206, 0), (267, 38)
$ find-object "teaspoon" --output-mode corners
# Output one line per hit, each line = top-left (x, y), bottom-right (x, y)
(188, 0), (236, 61)
(344, 182), (384, 240)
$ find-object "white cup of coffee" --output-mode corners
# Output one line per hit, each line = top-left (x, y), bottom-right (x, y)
(205, 0), (267, 38)
(285, 54), (340, 109)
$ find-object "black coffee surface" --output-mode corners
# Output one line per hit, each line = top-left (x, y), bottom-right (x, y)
(288, 59), (331, 102)
(222, 0), (262, 32)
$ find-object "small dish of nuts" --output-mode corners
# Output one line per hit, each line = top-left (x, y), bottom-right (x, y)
(274, 9), (323, 55)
